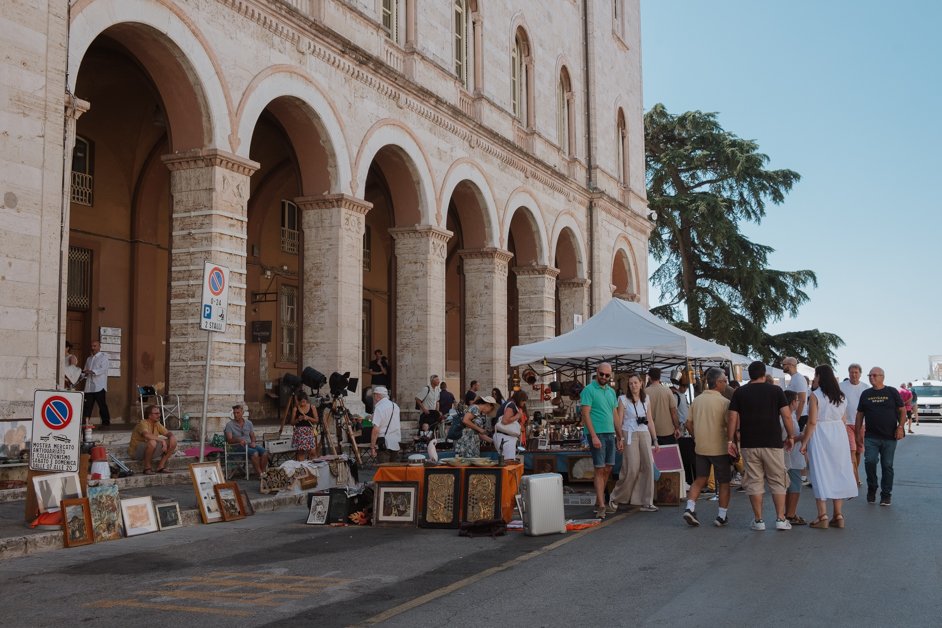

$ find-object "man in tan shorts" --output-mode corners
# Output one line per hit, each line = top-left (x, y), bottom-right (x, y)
(728, 361), (797, 531)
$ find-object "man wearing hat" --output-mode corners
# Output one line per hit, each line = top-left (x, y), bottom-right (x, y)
(370, 386), (402, 463)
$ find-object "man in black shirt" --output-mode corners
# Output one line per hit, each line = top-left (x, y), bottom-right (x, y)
(369, 349), (390, 386)
(728, 361), (796, 531)
(855, 367), (905, 506)
(464, 380), (480, 406)
(438, 382), (456, 417)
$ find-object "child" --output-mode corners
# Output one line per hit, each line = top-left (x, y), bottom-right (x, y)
(782, 390), (807, 525)
(413, 422), (434, 452)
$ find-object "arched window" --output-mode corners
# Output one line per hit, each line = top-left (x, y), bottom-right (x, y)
(557, 68), (574, 156)
(454, 0), (468, 87)
(382, 0), (399, 43)
(511, 28), (533, 126)
(616, 109), (628, 185)
(71, 135), (94, 206)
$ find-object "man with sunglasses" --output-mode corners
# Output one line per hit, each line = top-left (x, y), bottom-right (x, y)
(855, 367), (905, 506)
(580, 362), (623, 518)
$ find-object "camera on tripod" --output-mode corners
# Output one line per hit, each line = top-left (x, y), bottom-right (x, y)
(328, 371), (359, 399)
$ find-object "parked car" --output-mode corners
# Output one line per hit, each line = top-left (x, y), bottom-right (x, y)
(911, 380), (942, 422)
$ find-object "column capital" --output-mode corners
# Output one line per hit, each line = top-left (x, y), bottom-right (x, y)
(613, 291), (641, 302)
(295, 194), (372, 214)
(389, 225), (453, 244)
(162, 148), (260, 176)
(513, 264), (560, 279)
(458, 247), (514, 264)
(558, 277), (591, 288)
(65, 94), (90, 120)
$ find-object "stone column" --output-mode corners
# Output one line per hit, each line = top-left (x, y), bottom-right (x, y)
(461, 248), (513, 393)
(390, 226), (452, 417)
(514, 265), (560, 345)
(162, 149), (259, 433)
(296, 194), (372, 414)
(558, 278), (591, 334)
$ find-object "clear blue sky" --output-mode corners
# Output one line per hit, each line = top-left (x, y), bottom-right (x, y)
(641, 0), (942, 384)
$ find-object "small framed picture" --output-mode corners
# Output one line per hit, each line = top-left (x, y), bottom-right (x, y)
(154, 502), (183, 531)
(61, 497), (94, 547)
(189, 461), (225, 524)
(213, 482), (245, 521)
(373, 482), (418, 527)
(121, 496), (159, 536)
(87, 483), (123, 541)
(32, 472), (82, 513)
(307, 493), (330, 525)
(531, 455), (556, 475)
(537, 438), (549, 450)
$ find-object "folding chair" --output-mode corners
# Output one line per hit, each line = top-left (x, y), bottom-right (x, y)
(223, 442), (250, 480)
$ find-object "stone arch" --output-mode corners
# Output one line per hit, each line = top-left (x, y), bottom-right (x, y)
(503, 189), (549, 265)
(550, 213), (587, 280)
(611, 236), (641, 298)
(69, 0), (230, 150)
(355, 122), (436, 226)
(439, 159), (500, 248)
(234, 67), (351, 195)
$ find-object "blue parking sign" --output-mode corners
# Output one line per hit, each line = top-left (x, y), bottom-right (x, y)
(203, 304), (212, 319)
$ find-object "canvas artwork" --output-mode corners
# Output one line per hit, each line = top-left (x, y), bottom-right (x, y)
(189, 462), (225, 523)
(61, 498), (94, 547)
(32, 472), (82, 513)
(214, 483), (245, 521)
(155, 502), (182, 530)
(121, 496), (159, 536)
(307, 494), (330, 525)
(0, 420), (31, 460)
(652, 444), (684, 472)
(373, 482), (418, 527)
(421, 469), (460, 528)
(462, 469), (501, 522)
(655, 471), (682, 506)
(87, 483), (123, 541)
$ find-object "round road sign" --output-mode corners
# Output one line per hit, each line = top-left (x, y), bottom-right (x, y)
(41, 395), (74, 430)
(208, 266), (226, 296)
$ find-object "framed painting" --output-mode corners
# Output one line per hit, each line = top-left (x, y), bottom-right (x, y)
(32, 471), (82, 513)
(461, 469), (502, 523)
(420, 468), (461, 528)
(0, 419), (31, 460)
(307, 493), (330, 525)
(373, 482), (418, 527)
(189, 461), (225, 523)
(326, 488), (349, 524)
(155, 502), (182, 531)
(655, 470), (682, 506)
(121, 496), (159, 536)
(213, 482), (245, 521)
(61, 497), (94, 547)
(566, 456), (596, 483)
(87, 483), (123, 541)
(531, 455), (557, 475)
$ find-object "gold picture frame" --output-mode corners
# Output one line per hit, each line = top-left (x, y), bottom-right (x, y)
(213, 482), (246, 521)
(61, 497), (94, 547)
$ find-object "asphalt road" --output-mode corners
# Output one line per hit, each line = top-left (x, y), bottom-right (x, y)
(3, 423), (940, 627)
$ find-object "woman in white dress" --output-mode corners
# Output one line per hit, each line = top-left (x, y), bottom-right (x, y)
(800, 365), (858, 528)
(609, 373), (660, 512)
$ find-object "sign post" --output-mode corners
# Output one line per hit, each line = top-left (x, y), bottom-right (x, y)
(199, 261), (230, 461)
(30, 390), (83, 472)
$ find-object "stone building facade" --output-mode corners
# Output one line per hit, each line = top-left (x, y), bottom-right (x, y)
(0, 0), (650, 431)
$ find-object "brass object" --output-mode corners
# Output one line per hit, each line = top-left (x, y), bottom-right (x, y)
(425, 473), (456, 524)
(466, 473), (497, 520)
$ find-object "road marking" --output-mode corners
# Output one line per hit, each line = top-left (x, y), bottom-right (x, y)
(176, 576), (343, 592)
(356, 512), (629, 626)
(206, 570), (350, 585)
(162, 590), (295, 606)
(88, 600), (251, 617)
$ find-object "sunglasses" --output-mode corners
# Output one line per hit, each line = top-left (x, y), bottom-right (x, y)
(598, 373), (612, 379)
(868, 374), (882, 378)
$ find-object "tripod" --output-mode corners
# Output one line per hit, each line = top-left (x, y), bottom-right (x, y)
(321, 395), (362, 465)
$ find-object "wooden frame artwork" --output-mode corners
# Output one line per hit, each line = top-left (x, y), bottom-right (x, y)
(307, 493), (330, 525)
(373, 482), (418, 527)
(420, 468), (461, 528)
(61, 497), (94, 547)
(213, 482), (246, 521)
(655, 470), (682, 506)
(189, 461), (225, 523)
(121, 496), (159, 536)
(32, 471), (82, 513)
(462, 469), (502, 523)
(155, 502), (183, 531)
(566, 455), (596, 483)
(531, 455), (557, 475)
(87, 483), (123, 541)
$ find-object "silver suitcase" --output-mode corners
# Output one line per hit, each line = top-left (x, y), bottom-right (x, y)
(520, 473), (566, 536)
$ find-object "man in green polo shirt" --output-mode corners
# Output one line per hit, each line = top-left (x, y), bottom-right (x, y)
(580, 362), (623, 518)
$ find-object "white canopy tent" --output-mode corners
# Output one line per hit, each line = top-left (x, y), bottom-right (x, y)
(510, 298), (733, 373)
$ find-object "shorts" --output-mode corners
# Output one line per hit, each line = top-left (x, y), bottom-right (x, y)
(787, 468), (803, 494)
(230, 444), (267, 458)
(694, 454), (732, 484)
(845, 424), (858, 452)
(133, 441), (165, 460)
(741, 447), (787, 496)
(590, 433), (617, 468)
(798, 416), (809, 431)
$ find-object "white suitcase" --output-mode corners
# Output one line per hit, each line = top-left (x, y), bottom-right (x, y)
(520, 473), (566, 536)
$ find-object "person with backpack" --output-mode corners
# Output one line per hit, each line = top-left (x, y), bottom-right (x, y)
(493, 391), (527, 461)
(414, 375), (442, 428)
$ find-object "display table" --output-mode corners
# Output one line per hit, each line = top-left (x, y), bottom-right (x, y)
(373, 462), (523, 522)
(524, 450), (623, 478)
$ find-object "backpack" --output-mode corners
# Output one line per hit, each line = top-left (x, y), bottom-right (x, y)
(415, 385), (431, 411)
(446, 413), (466, 441)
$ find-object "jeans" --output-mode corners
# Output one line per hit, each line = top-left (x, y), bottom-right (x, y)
(864, 436), (897, 498)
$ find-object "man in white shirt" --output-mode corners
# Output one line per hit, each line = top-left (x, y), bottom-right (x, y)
(414, 375), (442, 427)
(839, 362), (868, 486)
(783, 357), (809, 429)
(370, 386), (401, 463)
(82, 340), (111, 426)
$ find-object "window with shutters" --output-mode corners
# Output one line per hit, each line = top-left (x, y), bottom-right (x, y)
(557, 68), (574, 156)
(454, 0), (468, 87)
(71, 136), (94, 206)
(617, 109), (628, 185)
(280, 200), (299, 254)
(279, 284), (298, 363)
(382, 0), (398, 42)
(67, 247), (93, 310)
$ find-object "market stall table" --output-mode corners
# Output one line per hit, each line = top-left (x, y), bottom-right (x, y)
(373, 462), (523, 523)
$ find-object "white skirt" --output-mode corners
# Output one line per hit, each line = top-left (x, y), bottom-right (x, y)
(808, 421), (858, 500)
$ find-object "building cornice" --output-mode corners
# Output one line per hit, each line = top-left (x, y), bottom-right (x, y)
(162, 148), (260, 176)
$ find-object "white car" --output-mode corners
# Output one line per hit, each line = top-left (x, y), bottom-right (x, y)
(911, 380), (942, 422)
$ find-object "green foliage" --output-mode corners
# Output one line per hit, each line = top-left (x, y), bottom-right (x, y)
(644, 104), (843, 365)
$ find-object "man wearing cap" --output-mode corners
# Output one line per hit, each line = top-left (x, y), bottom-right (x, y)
(371, 386), (402, 463)
(225, 404), (268, 476)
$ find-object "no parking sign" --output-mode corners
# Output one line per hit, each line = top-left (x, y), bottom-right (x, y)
(200, 261), (230, 333)
(31, 390), (83, 472)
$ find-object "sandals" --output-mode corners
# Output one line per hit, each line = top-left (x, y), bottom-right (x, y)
(155, 467), (173, 474)
(809, 515), (829, 529)
(786, 515), (807, 525)
(144, 469), (156, 475)
(831, 514), (845, 529)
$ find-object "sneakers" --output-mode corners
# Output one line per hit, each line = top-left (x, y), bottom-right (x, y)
(750, 519), (766, 531)
(594, 507), (607, 519)
(605, 501), (618, 514)
(775, 518), (792, 531)
(714, 515), (728, 527)
(880, 496), (892, 507)
(639, 504), (659, 512)
(867, 490), (877, 504)
(683, 509), (700, 526)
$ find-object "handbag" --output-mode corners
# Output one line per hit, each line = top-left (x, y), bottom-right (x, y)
(375, 415), (392, 451)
